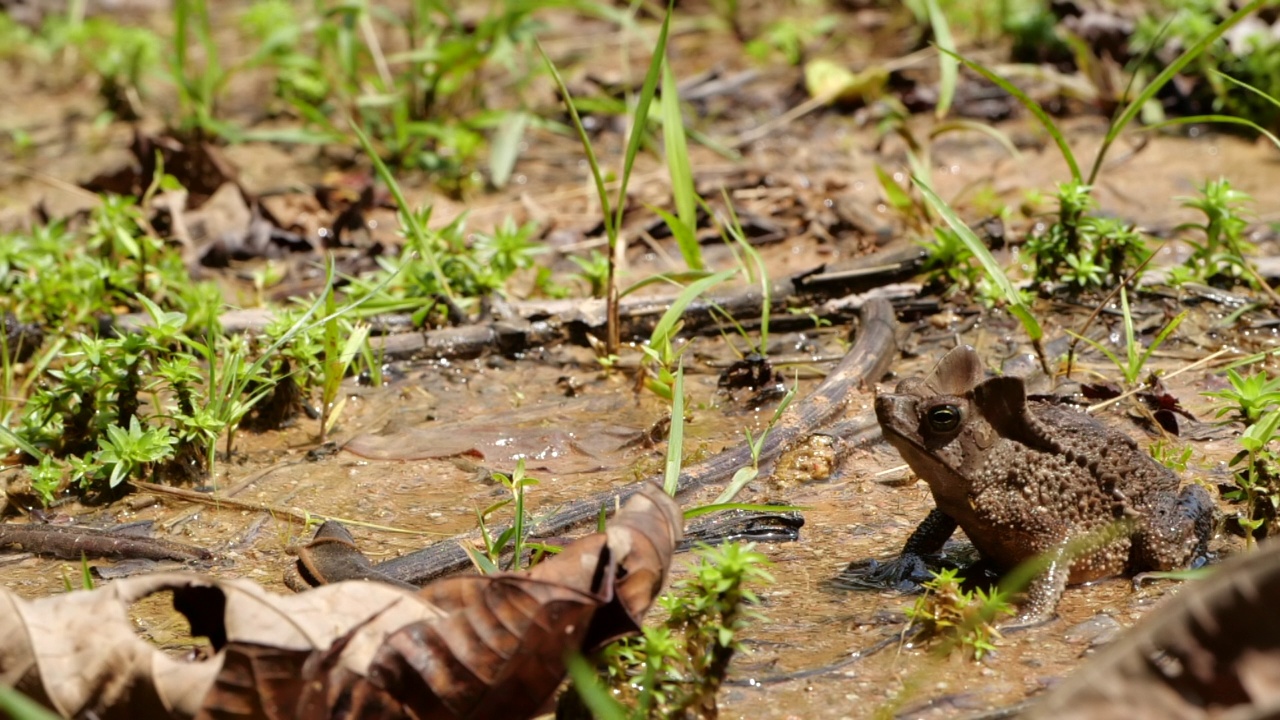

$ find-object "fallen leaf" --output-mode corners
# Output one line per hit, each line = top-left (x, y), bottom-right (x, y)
(0, 483), (681, 719)
(1026, 538), (1280, 719)
(287, 483), (683, 719)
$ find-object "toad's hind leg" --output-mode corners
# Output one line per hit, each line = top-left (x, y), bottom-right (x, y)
(1179, 483), (1216, 565)
(1004, 548), (1071, 630)
(1133, 484), (1218, 571)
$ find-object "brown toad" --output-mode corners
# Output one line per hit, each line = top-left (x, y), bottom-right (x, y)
(872, 346), (1215, 623)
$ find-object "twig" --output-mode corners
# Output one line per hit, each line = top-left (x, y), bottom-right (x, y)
(1086, 347), (1233, 414)
(0, 522), (211, 562)
(159, 460), (298, 530)
(132, 480), (447, 536)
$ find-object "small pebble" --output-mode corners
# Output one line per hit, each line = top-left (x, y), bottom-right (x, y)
(1064, 613), (1122, 647)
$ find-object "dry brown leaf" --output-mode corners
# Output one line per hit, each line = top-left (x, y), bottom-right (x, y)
(286, 482), (683, 719)
(0, 574), (443, 719)
(0, 483), (681, 720)
(1027, 537), (1280, 719)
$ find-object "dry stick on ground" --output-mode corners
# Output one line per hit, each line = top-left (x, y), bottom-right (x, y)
(359, 250), (920, 361)
(157, 459), (300, 531)
(133, 480), (314, 526)
(0, 522), (212, 562)
(290, 297), (898, 587)
(132, 480), (446, 537)
(113, 244), (924, 362)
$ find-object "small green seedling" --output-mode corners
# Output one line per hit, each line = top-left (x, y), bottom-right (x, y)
(1176, 178), (1257, 288)
(473, 458), (541, 573)
(1204, 368), (1280, 426)
(1149, 439), (1193, 474)
(573, 542), (773, 718)
(1206, 367), (1280, 546)
(904, 568), (1015, 661)
(1069, 286), (1187, 387)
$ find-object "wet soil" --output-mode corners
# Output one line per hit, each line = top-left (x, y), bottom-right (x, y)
(3, 2), (1280, 719)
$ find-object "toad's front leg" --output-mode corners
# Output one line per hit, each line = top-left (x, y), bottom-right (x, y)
(839, 508), (959, 591)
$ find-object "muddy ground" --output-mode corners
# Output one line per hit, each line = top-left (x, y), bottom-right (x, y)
(2, 2), (1280, 718)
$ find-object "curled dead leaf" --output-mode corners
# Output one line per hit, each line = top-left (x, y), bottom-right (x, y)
(1, 483), (682, 720)
(1028, 538), (1280, 720)
(286, 482), (683, 719)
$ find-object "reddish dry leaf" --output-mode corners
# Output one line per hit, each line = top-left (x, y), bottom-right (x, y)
(291, 482), (682, 720)
(196, 643), (312, 720)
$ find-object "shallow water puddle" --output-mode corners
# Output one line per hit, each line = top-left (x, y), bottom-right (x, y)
(0, 304), (1260, 718)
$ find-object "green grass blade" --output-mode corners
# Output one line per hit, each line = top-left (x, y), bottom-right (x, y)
(713, 466), (758, 506)
(348, 121), (453, 301)
(338, 323), (372, 369)
(565, 653), (629, 720)
(614, 2), (674, 235)
(943, 48), (1080, 182)
(661, 60), (702, 270)
(874, 164), (914, 214)
(924, 0), (956, 119)
(930, 119), (1022, 160)
(237, 127), (344, 144)
(649, 269), (736, 348)
(488, 110), (530, 189)
(715, 194), (772, 354)
(0, 424), (45, 460)
(1214, 70), (1280, 109)
(684, 502), (805, 519)
(80, 552), (94, 590)
(1143, 114), (1280, 153)
(915, 176), (1042, 341)
(1087, 0), (1267, 184)
(1066, 330), (1126, 376)
(537, 41), (614, 240)
(0, 687), (59, 720)
(1120, 286), (1142, 380)
(651, 206), (702, 272)
(620, 269), (716, 297)
(1138, 309), (1188, 372)
(664, 363), (685, 496)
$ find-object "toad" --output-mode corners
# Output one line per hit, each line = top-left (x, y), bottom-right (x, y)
(871, 346), (1215, 623)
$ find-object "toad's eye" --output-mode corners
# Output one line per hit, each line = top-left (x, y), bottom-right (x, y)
(927, 404), (962, 432)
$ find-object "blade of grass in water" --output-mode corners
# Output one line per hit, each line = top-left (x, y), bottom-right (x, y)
(1087, 0), (1267, 184)
(684, 502), (805, 519)
(924, 0), (956, 119)
(566, 653), (629, 720)
(915, 176), (1042, 342)
(0, 687), (59, 720)
(664, 364), (685, 496)
(662, 60), (702, 270)
(649, 269), (736, 348)
(1143, 114), (1280, 153)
